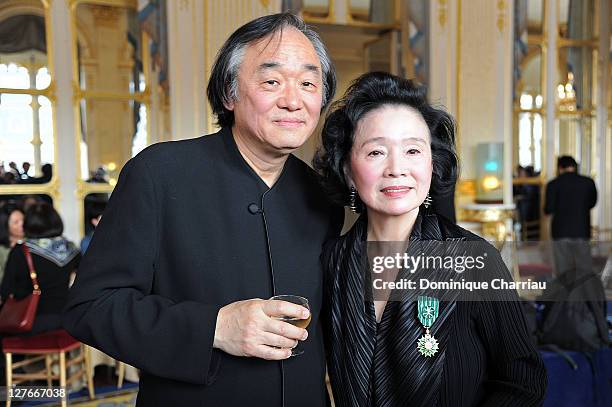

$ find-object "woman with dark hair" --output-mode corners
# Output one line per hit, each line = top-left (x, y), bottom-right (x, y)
(0, 204), (24, 283)
(0, 202), (79, 334)
(314, 72), (546, 406)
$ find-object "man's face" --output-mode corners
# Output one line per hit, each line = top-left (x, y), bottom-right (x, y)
(227, 28), (323, 156)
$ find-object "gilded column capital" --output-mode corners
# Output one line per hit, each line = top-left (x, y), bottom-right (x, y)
(496, 0), (506, 34)
(438, 0), (448, 28)
(90, 4), (121, 27)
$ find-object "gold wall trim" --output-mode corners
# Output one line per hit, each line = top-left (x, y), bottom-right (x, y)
(73, 87), (151, 103)
(0, 179), (60, 199)
(204, 0), (211, 134)
(0, 87), (53, 98)
(512, 177), (545, 185)
(496, 0), (506, 34)
(457, 179), (476, 197)
(455, 0), (462, 160)
(514, 107), (546, 114)
(438, 0), (448, 27)
(68, 0), (136, 9)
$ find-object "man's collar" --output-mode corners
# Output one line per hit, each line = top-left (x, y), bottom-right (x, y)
(219, 127), (292, 190)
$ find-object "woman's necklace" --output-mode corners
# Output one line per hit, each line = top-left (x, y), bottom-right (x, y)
(417, 296), (439, 357)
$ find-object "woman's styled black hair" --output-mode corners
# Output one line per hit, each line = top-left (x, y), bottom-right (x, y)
(23, 202), (63, 239)
(313, 71), (459, 209)
(206, 12), (336, 128)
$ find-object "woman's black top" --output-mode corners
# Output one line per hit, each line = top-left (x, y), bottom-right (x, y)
(322, 211), (547, 407)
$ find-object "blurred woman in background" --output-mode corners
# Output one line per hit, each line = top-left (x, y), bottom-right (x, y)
(0, 202), (79, 334)
(0, 203), (24, 283)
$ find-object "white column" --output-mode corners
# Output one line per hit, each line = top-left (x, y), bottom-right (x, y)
(49, 0), (79, 242)
(29, 66), (42, 177)
(544, 0), (558, 180)
(595, 0), (610, 230)
(497, 0), (514, 205)
(166, 0), (207, 140)
(428, 0), (457, 116)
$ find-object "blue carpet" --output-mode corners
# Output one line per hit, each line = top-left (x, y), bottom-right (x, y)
(543, 348), (612, 407)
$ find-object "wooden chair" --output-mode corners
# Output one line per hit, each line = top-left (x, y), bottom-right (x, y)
(3, 329), (94, 407)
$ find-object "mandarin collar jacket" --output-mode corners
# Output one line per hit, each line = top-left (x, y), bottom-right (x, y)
(64, 127), (343, 406)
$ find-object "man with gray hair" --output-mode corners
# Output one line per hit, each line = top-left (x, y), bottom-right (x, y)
(64, 13), (341, 406)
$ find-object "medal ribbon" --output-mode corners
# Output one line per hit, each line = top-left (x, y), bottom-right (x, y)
(417, 296), (439, 329)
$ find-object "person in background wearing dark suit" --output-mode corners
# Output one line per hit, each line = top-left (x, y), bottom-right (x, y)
(63, 13), (342, 407)
(544, 156), (597, 280)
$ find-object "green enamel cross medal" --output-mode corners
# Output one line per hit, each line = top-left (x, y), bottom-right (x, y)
(417, 296), (440, 357)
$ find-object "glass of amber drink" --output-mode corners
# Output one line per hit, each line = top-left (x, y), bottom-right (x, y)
(270, 295), (310, 356)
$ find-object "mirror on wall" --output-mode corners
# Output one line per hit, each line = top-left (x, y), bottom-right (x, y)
(558, 0), (595, 41)
(74, 2), (148, 183)
(557, 115), (594, 176)
(0, 1), (54, 186)
(75, 3), (142, 94)
(78, 97), (147, 184)
(519, 0), (544, 37)
(557, 46), (594, 112)
(518, 45), (543, 97)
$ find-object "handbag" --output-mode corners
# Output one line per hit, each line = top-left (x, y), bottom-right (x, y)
(0, 245), (41, 333)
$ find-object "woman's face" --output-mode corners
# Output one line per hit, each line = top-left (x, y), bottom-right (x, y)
(8, 210), (24, 240)
(348, 105), (432, 218)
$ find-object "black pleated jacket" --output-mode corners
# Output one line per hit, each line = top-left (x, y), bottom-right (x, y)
(63, 128), (342, 406)
(322, 212), (547, 407)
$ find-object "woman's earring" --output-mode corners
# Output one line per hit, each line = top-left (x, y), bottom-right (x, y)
(349, 186), (358, 213)
(423, 193), (433, 209)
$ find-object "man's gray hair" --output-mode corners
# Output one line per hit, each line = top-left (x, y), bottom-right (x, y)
(207, 12), (336, 128)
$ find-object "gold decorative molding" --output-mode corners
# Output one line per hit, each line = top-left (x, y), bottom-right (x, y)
(0, 177), (61, 204)
(69, 0), (137, 9)
(496, 0), (506, 34)
(438, 0), (447, 28)
(457, 179), (476, 198)
(90, 4), (121, 27)
(259, 0), (270, 8)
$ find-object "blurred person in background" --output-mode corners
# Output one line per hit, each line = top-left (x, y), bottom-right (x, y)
(0, 202), (80, 334)
(0, 204), (25, 284)
(21, 162), (31, 181)
(80, 199), (106, 254)
(544, 155), (597, 279)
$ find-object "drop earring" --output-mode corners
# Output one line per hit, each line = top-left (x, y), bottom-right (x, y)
(423, 193), (432, 209)
(349, 186), (358, 213)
